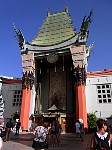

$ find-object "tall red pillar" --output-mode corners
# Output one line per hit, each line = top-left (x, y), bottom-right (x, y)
(20, 88), (31, 131)
(70, 44), (88, 130)
(20, 53), (35, 131)
(76, 84), (88, 129)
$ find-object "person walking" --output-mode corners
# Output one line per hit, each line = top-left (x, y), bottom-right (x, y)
(79, 119), (85, 141)
(5, 118), (14, 141)
(15, 119), (21, 135)
(75, 120), (80, 141)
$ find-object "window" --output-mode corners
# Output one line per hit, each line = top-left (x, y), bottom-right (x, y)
(12, 90), (22, 107)
(98, 90), (101, 93)
(98, 95), (102, 98)
(97, 84), (112, 104)
(97, 86), (100, 89)
(103, 95), (106, 98)
(108, 99), (111, 103)
(99, 99), (102, 103)
(106, 85), (109, 88)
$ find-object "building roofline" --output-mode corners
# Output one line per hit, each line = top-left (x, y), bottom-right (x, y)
(87, 69), (112, 77)
(0, 78), (22, 84)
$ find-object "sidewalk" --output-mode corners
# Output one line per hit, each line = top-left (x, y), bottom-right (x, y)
(2, 132), (92, 150)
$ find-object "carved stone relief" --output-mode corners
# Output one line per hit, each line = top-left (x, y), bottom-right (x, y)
(49, 67), (66, 110)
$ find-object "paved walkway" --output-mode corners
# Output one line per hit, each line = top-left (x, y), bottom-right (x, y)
(2, 132), (92, 150)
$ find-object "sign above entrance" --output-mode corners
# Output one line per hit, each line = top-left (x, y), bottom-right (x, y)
(47, 52), (58, 63)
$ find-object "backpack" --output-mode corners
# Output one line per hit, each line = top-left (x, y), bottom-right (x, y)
(94, 132), (111, 150)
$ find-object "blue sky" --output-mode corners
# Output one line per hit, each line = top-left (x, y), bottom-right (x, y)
(0, 0), (112, 78)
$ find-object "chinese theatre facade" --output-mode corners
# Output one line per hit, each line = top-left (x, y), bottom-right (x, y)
(15, 7), (93, 132)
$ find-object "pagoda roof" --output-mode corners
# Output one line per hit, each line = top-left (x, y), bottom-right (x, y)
(31, 10), (77, 46)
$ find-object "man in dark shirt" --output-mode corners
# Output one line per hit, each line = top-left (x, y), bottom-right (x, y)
(15, 120), (21, 135)
(5, 118), (14, 141)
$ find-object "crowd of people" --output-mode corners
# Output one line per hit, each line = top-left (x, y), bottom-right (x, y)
(0, 118), (63, 150)
(0, 118), (21, 145)
(75, 118), (112, 149)
(48, 120), (62, 147)
(0, 118), (22, 149)
(1, 117), (112, 150)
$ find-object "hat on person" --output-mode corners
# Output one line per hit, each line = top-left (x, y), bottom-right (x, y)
(79, 118), (83, 123)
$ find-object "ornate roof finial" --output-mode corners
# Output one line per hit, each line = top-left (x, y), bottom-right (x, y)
(65, 2), (68, 13)
(13, 23), (25, 50)
(86, 42), (94, 60)
(80, 10), (93, 38)
(47, 8), (51, 17)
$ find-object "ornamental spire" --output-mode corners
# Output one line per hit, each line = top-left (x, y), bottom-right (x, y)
(80, 10), (93, 38)
(65, 3), (68, 13)
(13, 23), (25, 50)
(47, 8), (51, 17)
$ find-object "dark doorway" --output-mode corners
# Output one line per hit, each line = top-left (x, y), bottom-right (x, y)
(43, 117), (56, 124)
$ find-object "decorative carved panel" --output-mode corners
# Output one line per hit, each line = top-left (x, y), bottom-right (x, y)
(49, 67), (66, 110)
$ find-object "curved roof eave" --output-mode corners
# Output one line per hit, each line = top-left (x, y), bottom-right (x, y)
(22, 34), (86, 54)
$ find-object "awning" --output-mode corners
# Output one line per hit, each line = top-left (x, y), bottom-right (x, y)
(47, 105), (58, 111)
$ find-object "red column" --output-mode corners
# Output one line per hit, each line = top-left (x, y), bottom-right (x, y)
(20, 88), (31, 131)
(76, 84), (88, 130)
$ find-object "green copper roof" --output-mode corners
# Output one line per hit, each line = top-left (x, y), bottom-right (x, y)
(31, 11), (76, 46)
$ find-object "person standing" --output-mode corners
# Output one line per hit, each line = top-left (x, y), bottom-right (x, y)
(55, 120), (62, 146)
(79, 119), (85, 141)
(32, 122), (48, 150)
(49, 121), (56, 147)
(91, 118), (112, 150)
(15, 119), (21, 135)
(5, 118), (14, 141)
(75, 120), (80, 141)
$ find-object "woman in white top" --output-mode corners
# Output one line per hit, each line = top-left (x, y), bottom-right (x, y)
(91, 118), (112, 150)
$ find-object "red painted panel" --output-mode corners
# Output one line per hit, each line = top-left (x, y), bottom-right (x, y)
(76, 84), (88, 129)
(20, 88), (31, 130)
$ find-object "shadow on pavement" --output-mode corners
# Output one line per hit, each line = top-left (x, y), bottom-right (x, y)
(10, 132), (34, 147)
(8, 132), (92, 150)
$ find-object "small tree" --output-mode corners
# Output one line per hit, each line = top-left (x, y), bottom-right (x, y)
(87, 113), (97, 132)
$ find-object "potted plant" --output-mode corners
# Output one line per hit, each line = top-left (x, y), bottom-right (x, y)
(87, 113), (97, 133)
